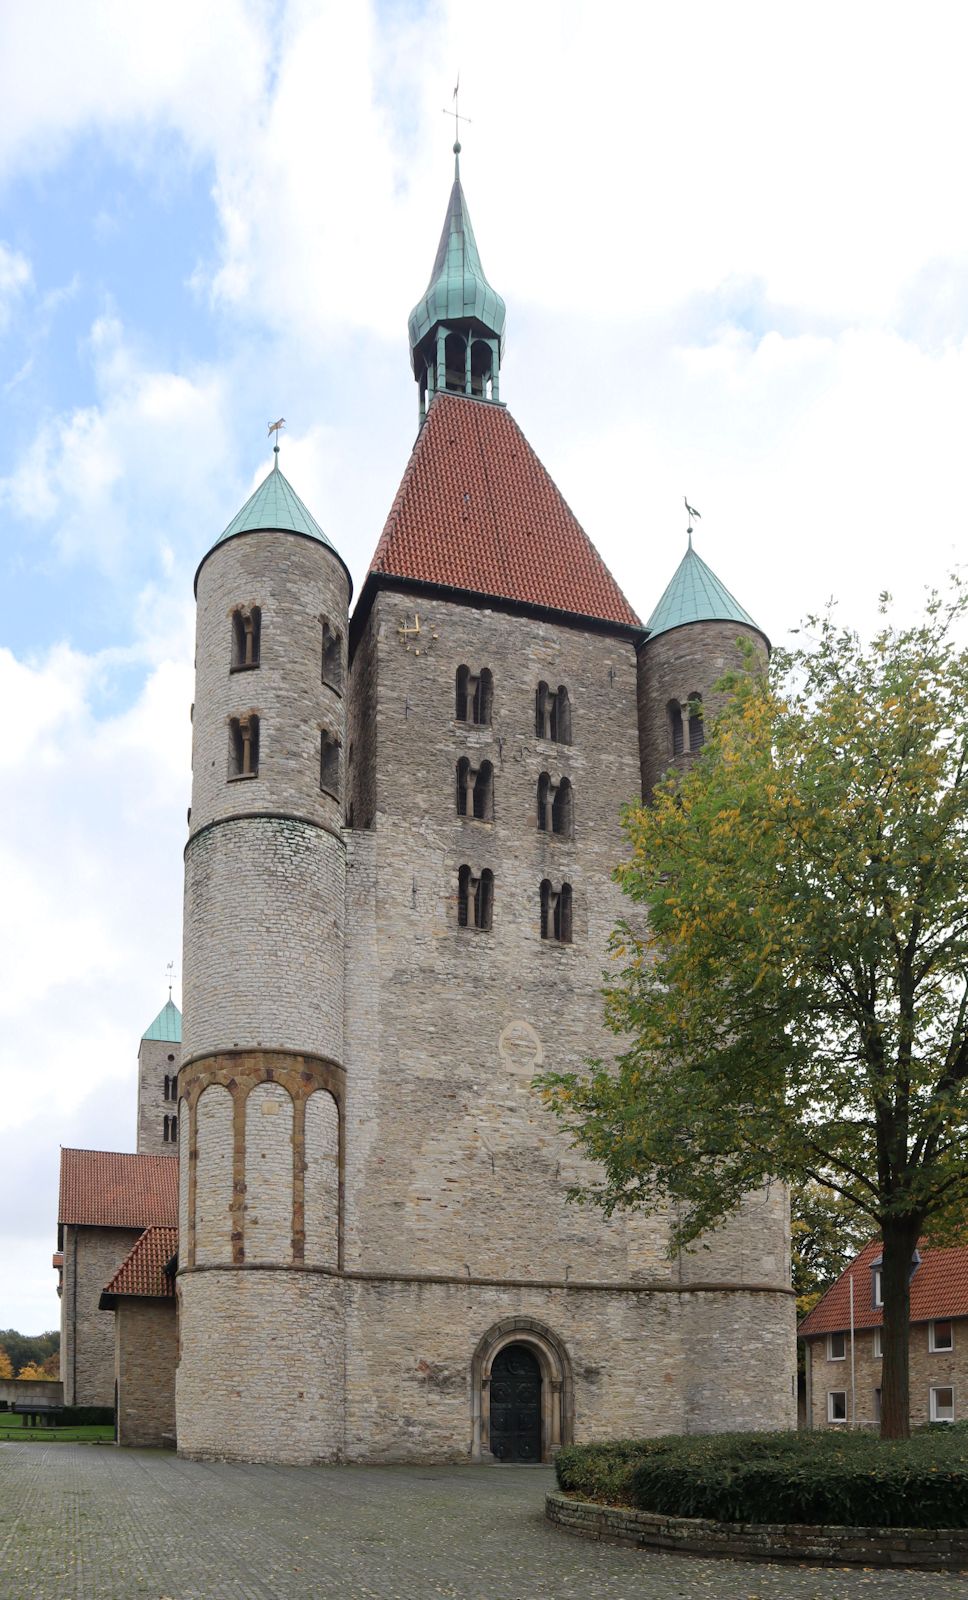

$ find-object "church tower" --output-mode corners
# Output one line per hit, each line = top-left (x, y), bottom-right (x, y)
(136, 997), (182, 1155)
(176, 449), (351, 1462)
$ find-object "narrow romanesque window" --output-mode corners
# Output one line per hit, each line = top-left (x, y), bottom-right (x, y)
(164, 1074), (178, 1102)
(552, 776), (573, 838)
(456, 665), (493, 725)
(163, 1114), (178, 1144)
(458, 865), (493, 931)
(473, 761), (494, 822)
(320, 729), (340, 796)
(688, 692), (704, 751)
(668, 700), (684, 757)
(321, 619), (343, 692)
(535, 681), (551, 739)
(229, 713), (260, 778)
(541, 880), (573, 943)
(231, 606), (261, 670)
(537, 772), (551, 830)
(456, 756), (472, 816)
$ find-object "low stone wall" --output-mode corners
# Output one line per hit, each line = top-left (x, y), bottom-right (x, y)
(545, 1492), (968, 1571)
(0, 1379), (63, 1409)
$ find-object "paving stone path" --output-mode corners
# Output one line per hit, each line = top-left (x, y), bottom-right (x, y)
(1, 1441), (965, 1599)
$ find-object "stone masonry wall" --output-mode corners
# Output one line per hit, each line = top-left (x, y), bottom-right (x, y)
(637, 618), (768, 799)
(62, 1225), (142, 1407)
(137, 1037), (182, 1155)
(116, 1299), (177, 1447)
(176, 1269), (344, 1463)
(244, 1082), (294, 1263)
(807, 1317), (968, 1429)
(194, 1084), (233, 1265)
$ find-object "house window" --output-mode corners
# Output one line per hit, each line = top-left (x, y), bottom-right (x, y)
(827, 1331), (846, 1361)
(231, 606), (261, 671)
(872, 1327), (882, 1359)
(457, 866), (493, 932)
(668, 700), (684, 757)
(456, 758), (494, 821)
(930, 1385), (955, 1423)
(827, 1390), (847, 1423)
(535, 682), (572, 744)
(321, 619), (343, 692)
(456, 665), (493, 725)
(540, 880), (573, 944)
(229, 714), (259, 778)
(320, 730), (340, 796)
(688, 692), (704, 750)
(930, 1320), (954, 1353)
(163, 1114), (178, 1144)
(872, 1265), (883, 1307)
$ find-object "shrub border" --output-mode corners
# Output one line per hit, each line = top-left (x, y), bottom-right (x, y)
(546, 1492), (968, 1571)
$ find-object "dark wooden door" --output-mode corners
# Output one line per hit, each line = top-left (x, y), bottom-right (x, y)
(489, 1344), (542, 1462)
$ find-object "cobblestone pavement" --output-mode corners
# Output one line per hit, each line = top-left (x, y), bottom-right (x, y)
(1, 1442), (966, 1600)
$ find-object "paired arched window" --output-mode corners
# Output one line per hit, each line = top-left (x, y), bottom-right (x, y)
(540, 880), (573, 944)
(535, 683), (571, 743)
(163, 1114), (178, 1144)
(458, 866), (494, 931)
(231, 606), (261, 670)
(688, 692), (704, 750)
(536, 773), (574, 838)
(320, 729), (340, 796)
(456, 758), (494, 821)
(163, 1074), (178, 1102)
(229, 713), (259, 778)
(321, 619), (343, 692)
(456, 665), (493, 725)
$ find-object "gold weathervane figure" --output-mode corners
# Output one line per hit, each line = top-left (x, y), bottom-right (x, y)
(268, 418), (286, 438)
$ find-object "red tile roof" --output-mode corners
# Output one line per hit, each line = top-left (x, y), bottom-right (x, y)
(799, 1239), (968, 1337)
(58, 1149), (178, 1230)
(368, 393), (641, 629)
(101, 1227), (177, 1303)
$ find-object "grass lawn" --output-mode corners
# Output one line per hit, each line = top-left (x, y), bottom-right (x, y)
(0, 1413), (113, 1444)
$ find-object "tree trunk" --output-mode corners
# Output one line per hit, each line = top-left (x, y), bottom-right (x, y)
(879, 1219), (921, 1439)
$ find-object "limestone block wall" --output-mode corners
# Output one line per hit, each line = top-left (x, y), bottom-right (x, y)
(137, 1037), (182, 1155)
(304, 1089), (339, 1270)
(806, 1317), (968, 1429)
(194, 1083), (234, 1265)
(176, 1270), (345, 1463)
(637, 618), (768, 798)
(61, 1225), (142, 1407)
(115, 1299), (177, 1447)
(245, 1082), (294, 1263)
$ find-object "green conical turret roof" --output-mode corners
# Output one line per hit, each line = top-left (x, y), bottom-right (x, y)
(408, 148), (506, 362)
(142, 999), (181, 1043)
(646, 542), (763, 640)
(196, 451), (351, 596)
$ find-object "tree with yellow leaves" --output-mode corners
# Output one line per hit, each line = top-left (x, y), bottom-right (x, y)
(539, 581), (968, 1439)
(16, 1361), (48, 1381)
(0, 1349), (12, 1380)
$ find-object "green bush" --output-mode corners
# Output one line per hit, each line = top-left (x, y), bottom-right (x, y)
(58, 1406), (114, 1427)
(556, 1429), (968, 1529)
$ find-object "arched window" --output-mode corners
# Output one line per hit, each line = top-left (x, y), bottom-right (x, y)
(456, 665), (493, 725)
(231, 606), (261, 671)
(445, 332), (466, 393)
(535, 682), (550, 739)
(456, 756), (472, 816)
(668, 700), (684, 757)
(688, 693), (704, 750)
(474, 761), (494, 822)
(552, 777), (573, 838)
(320, 729), (340, 796)
(229, 713), (259, 778)
(471, 339), (493, 400)
(163, 1114), (178, 1144)
(537, 772), (551, 830)
(541, 880), (573, 943)
(536, 682), (571, 742)
(458, 865), (493, 931)
(321, 619), (343, 692)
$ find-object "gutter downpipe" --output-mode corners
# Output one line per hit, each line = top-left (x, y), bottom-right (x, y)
(849, 1273), (856, 1428)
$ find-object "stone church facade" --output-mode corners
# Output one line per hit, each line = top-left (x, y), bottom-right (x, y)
(165, 148), (796, 1464)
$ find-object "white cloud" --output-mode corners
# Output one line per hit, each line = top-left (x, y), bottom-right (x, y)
(0, 242), (31, 331)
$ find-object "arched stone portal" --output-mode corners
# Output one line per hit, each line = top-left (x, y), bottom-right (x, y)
(471, 1318), (573, 1463)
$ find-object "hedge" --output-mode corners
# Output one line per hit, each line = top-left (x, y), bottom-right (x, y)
(555, 1429), (968, 1529)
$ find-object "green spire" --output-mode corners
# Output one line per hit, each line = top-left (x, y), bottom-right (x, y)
(211, 451), (335, 551)
(142, 999), (181, 1043)
(646, 542), (762, 640)
(408, 146), (506, 357)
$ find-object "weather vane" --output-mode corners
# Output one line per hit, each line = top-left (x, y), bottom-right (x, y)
(268, 418), (285, 464)
(443, 73), (471, 147)
(166, 960), (175, 1001)
(684, 497), (701, 546)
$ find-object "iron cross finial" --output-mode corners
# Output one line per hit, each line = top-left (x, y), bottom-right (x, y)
(443, 73), (471, 150)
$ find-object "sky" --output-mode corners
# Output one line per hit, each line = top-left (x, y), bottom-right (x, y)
(2, 0), (967, 1336)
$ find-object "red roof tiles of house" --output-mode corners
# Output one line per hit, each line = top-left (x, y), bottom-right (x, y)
(367, 393), (641, 630)
(101, 1226), (177, 1304)
(799, 1239), (968, 1337)
(58, 1149), (178, 1230)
